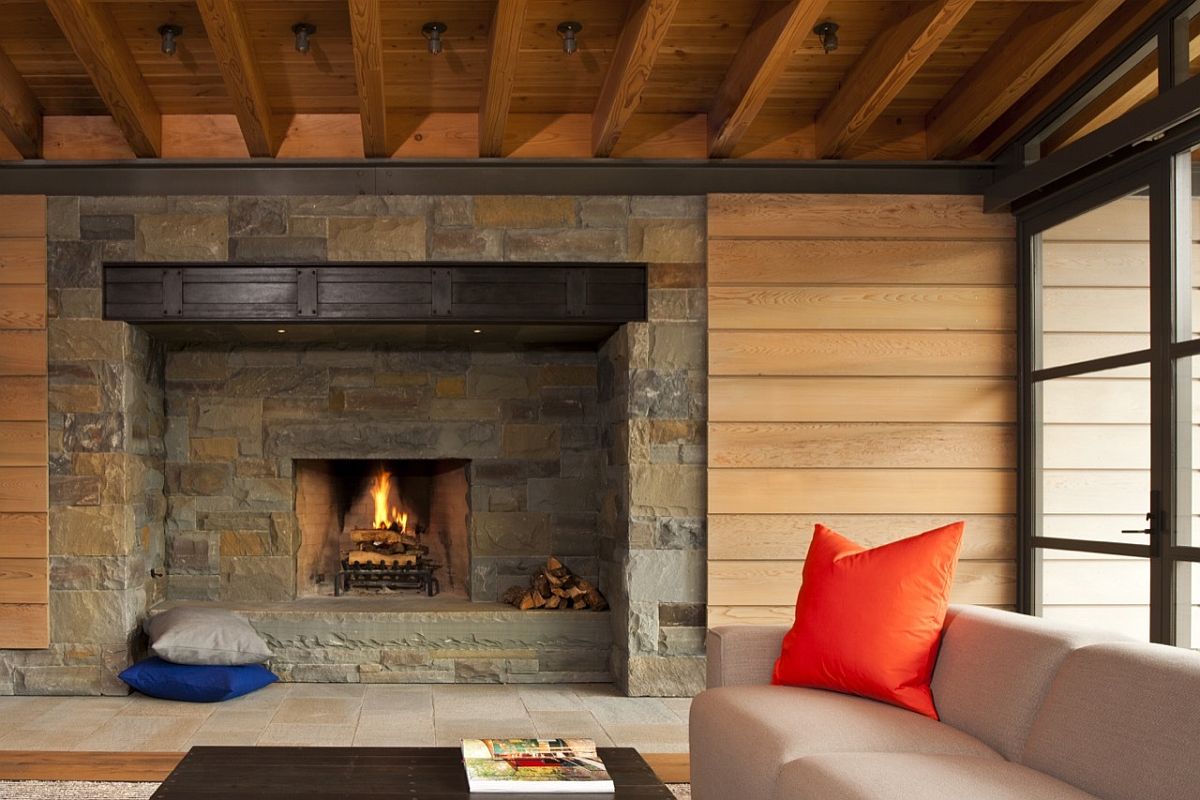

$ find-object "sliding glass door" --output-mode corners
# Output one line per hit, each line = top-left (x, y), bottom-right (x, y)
(1023, 149), (1200, 647)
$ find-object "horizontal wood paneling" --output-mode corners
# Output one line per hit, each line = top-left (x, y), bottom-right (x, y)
(709, 560), (1016, 607)
(0, 199), (48, 649)
(0, 197), (45, 238)
(709, 469), (1016, 515)
(707, 193), (1017, 625)
(707, 239), (1016, 286)
(0, 377), (47, 421)
(0, 513), (48, 559)
(0, 331), (48, 376)
(708, 514), (1016, 561)
(710, 331), (1016, 376)
(0, 239), (47, 285)
(709, 377), (1016, 423)
(0, 604), (48, 649)
(0, 421), (47, 467)
(0, 558), (47, 604)
(709, 423), (1014, 469)
(708, 194), (1015, 240)
(709, 287), (1015, 330)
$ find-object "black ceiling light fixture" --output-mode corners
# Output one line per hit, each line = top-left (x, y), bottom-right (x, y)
(422, 21), (447, 55)
(814, 21), (839, 54)
(293, 22), (316, 55)
(158, 24), (182, 57)
(557, 21), (582, 55)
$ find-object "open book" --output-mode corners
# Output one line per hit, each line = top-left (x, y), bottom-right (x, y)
(462, 738), (615, 793)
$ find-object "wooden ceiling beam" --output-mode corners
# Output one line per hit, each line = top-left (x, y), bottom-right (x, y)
(480, 0), (529, 158)
(708, 0), (832, 159)
(44, 0), (161, 158)
(196, 0), (276, 158)
(971, 0), (1173, 160)
(925, 0), (1126, 160)
(0, 45), (41, 159)
(348, 0), (387, 158)
(816, 0), (975, 159)
(592, 0), (681, 157)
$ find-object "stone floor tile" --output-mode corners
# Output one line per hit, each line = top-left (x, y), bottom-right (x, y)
(433, 686), (526, 719)
(0, 726), (103, 751)
(73, 715), (206, 752)
(193, 708), (277, 734)
(122, 696), (219, 717)
(273, 697), (362, 725)
(529, 711), (615, 745)
(257, 723), (357, 747)
(0, 697), (67, 727)
(516, 686), (587, 711)
(582, 696), (677, 725)
(353, 721), (436, 747)
(362, 685), (433, 715)
(185, 729), (264, 747)
(661, 697), (693, 722)
(287, 684), (366, 699)
(599, 723), (689, 753)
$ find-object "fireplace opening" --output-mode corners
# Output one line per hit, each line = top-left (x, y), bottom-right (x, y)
(295, 459), (471, 599)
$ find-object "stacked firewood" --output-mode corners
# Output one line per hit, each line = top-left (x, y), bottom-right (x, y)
(502, 557), (608, 611)
(346, 526), (427, 566)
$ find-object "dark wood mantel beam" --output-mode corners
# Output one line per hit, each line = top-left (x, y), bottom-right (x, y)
(925, 0), (1125, 160)
(0, 45), (41, 159)
(708, 0), (832, 159)
(196, 0), (277, 158)
(348, 0), (387, 158)
(479, 0), (529, 157)
(816, 0), (975, 159)
(592, 0), (681, 157)
(44, 0), (162, 158)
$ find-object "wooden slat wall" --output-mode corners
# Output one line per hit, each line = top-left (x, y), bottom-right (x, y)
(0, 195), (48, 649)
(706, 194), (1017, 627)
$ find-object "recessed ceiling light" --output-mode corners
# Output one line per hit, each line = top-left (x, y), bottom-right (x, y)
(158, 24), (182, 57)
(472, 329), (482, 334)
(277, 328), (287, 334)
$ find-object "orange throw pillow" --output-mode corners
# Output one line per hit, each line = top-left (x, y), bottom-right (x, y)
(772, 522), (964, 719)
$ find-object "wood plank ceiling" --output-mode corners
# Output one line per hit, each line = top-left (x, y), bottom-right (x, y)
(0, 0), (1167, 162)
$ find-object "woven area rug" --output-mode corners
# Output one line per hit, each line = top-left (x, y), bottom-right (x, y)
(0, 782), (691, 799)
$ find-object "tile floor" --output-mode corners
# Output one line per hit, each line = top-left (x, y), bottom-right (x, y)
(0, 684), (691, 753)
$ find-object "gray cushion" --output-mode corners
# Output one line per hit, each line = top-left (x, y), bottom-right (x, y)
(1020, 642), (1200, 800)
(930, 605), (1124, 760)
(689, 685), (1000, 800)
(706, 625), (790, 688)
(145, 606), (271, 666)
(770, 753), (1102, 800)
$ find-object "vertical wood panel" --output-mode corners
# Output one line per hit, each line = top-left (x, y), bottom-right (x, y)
(706, 193), (1017, 625)
(0, 194), (47, 648)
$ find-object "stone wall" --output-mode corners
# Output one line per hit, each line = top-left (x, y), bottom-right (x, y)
(0, 193), (706, 696)
(162, 346), (603, 604)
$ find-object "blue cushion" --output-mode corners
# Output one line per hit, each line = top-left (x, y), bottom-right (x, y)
(119, 657), (277, 702)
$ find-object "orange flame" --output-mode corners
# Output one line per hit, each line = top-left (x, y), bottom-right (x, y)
(369, 469), (407, 532)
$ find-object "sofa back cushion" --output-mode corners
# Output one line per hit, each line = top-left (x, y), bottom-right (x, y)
(1020, 642), (1200, 800)
(930, 606), (1120, 761)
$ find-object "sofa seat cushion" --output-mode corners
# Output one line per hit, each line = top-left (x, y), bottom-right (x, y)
(690, 685), (1000, 800)
(770, 754), (1101, 800)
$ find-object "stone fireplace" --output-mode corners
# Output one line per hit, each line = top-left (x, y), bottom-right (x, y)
(0, 194), (707, 697)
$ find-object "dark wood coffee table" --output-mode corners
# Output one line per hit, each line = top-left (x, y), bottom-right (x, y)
(150, 746), (676, 798)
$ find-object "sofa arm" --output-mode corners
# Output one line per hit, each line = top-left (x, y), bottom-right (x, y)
(706, 625), (790, 688)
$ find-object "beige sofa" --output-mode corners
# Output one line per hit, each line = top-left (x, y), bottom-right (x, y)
(690, 605), (1200, 800)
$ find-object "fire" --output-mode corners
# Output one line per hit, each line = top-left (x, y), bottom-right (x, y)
(369, 469), (407, 532)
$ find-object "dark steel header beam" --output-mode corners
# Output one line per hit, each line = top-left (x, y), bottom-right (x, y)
(0, 158), (997, 197)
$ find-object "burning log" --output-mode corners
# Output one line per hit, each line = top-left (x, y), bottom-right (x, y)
(502, 556), (608, 611)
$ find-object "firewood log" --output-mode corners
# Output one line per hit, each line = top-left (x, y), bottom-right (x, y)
(545, 594), (562, 609)
(546, 556), (564, 571)
(532, 573), (551, 597)
(518, 592), (537, 611)
(532, 591), (547, 609)
(502, 585), (526, 606)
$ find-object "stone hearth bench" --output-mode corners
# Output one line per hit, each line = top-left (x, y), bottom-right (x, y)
(146, 598), (611, 684)
(690, 605), (1200, 800)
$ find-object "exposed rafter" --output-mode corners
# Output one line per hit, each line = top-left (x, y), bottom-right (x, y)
(708, 0), (831, 159)
(44, 0), (161, 158)
(348, 0), (387, 158)
(592, 0), (681, 157)
(972, 0), (1173, 160)
(925, 0), (1126, 159)
(816, 0), (975, 159)
(195, 0), (276, 158)
(479, 0), (529, 158)
(0, 45), (42, 159)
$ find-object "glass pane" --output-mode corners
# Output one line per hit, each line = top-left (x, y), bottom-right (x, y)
(1040, 365), (1149, 542)
(1041, 45), (1158, 157)
(1040, 548), (1149, 641)
(1176, 561), (1198, 649)
(1039, 191), (1150, 370)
